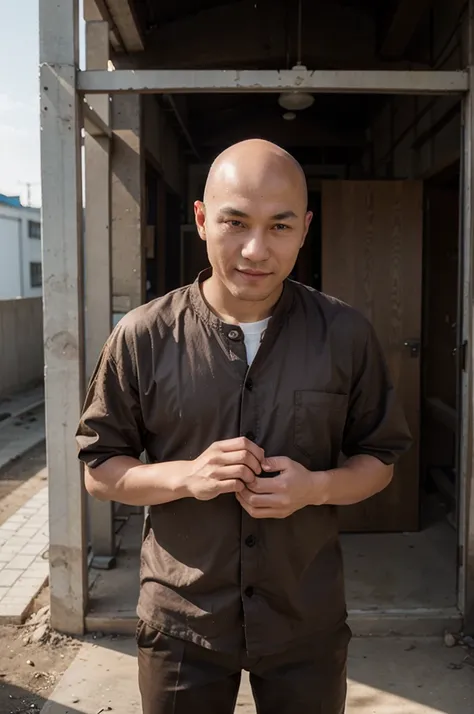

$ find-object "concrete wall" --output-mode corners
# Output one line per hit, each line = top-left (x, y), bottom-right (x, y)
(0, 216), (22, 298)
(0, 298), (44, 397)
(0, 203), (42, 299)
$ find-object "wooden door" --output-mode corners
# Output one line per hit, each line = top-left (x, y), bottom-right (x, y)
(322, 181), (423, 532)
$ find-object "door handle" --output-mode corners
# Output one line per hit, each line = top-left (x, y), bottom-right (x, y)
(403, 339), (420, 358)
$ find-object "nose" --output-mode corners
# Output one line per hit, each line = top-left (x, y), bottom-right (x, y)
(241, 231), (270, 263)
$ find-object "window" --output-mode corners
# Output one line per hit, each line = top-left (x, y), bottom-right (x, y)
(30, 262), (42, 288)
(28, 220), (41, 239)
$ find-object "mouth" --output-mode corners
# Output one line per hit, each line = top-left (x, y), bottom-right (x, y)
(236, 268), (272, 280)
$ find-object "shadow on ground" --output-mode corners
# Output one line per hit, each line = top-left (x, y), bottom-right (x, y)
(4, 634), (467, 714)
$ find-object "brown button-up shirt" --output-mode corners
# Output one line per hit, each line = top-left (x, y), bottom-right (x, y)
(76, 271), (411, 657)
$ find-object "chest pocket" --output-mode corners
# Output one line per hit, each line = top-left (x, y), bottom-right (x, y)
(294, 391), (348, 461)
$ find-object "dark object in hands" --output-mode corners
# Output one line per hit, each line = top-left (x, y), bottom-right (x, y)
(259, 470), (280, 478)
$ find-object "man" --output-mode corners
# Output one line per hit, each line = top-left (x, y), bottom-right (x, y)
(76, 139), (412, 714)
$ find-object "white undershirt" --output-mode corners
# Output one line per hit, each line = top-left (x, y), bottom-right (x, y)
(239, 318), (271, 366)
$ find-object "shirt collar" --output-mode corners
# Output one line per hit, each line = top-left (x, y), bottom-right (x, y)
(189, 268), (295, 335)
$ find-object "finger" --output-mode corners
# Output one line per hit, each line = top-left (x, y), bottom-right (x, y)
(261, 456), (290, 473)
(216, 437), (265, 463)
(216, 479), (245, 495)
(214, 449), (262, 475)
(246, 475), (285, 494)
(236, 493), (287, 519)
(238, 489), (284, 509)
(216, 464), (256, 484)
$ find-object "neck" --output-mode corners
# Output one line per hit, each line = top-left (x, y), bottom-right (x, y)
(201, 274), (283, 324)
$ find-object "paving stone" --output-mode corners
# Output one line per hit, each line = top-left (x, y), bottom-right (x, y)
(19, 529), (42, 539)
(0, 569), (21, 587)
(0, 407), (45, 473)
(0, 544), (22, 556)
(28, 566), (49, 578)
(0, 603), (25, 618)
(6, 534), (29, 544)
(0, 522), (21, 532)
(27, 516), (47, 525)
(20, 543), (45, 556)
(0, 485), (49, 621)
(8, 554), (37, 570)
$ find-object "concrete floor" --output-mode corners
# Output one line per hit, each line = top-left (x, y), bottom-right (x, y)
(86, 507), (461, 636)
(41, 635), (474, 714)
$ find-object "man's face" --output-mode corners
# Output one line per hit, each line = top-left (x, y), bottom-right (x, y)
(194, 165), (312, 303)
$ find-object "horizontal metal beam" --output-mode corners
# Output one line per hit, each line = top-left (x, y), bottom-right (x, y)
(77, 69), (469, 95)
(83, 100), (112, 137)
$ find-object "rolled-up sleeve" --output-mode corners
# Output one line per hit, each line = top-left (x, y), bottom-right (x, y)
(342, 318), (412, 465)
(76, 325), (144, 469)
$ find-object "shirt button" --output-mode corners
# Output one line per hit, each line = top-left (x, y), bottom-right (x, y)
(228, 329), (241, 340)
(244, 586), (254, 598)
(245, 535), (257, 547)
(245, 431), (256, 441)
(245, 378), (253, 391)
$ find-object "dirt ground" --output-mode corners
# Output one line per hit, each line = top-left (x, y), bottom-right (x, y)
(0, 443), (78, 713)
(0, 588), (80, 714)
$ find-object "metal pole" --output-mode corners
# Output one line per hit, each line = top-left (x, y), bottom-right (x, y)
(459, 0), (474, 635)
(84, 20), (116, 569)
(39, 0), (88, 634)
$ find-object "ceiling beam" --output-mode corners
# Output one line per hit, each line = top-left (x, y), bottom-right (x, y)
(77, 69), (469, 95)
(83, 0), (122, 51)
(85, 0), (144, 52)
(380, 0), (433, 58)
(106, 0), (143, 52)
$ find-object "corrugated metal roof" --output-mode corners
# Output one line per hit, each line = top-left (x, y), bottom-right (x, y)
(0, 194), (22, 208)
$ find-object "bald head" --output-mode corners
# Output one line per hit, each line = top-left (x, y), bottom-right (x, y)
(194, 139), (312, 317)
(203, 139), (308, 208)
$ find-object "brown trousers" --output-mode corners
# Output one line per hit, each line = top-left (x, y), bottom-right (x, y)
(137, 621), (349, 714)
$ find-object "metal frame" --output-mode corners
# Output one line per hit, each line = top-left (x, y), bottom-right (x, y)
(40, 0), (474, 634)
(77, 69), (469, 96)
(459, 1), (474, 634)
(84, 19), (116, 569)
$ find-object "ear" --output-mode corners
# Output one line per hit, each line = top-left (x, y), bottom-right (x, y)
(194, 201), (207, 241)
(301, 211), (313, 247)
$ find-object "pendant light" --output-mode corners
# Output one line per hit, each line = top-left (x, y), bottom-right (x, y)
(278, 0), (314, 112)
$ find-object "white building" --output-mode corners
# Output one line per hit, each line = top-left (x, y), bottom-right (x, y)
(0, 194), (42, 299)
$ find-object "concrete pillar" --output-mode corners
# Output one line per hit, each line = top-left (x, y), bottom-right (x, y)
(39, 0), (88, 634)
(111, 95), (145, 323)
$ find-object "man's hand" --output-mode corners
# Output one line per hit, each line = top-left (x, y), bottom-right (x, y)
(236, 456), (328, 519)
(187, 437), (264, 501)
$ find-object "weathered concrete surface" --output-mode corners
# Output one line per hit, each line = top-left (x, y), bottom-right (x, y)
(0, 299), (43, 397)
(40, 636), (474, 713)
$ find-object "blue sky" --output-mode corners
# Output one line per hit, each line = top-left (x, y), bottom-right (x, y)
(0, 2), (84, 208)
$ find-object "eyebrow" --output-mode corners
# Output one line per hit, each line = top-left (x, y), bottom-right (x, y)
(218, 207), (298, 220)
